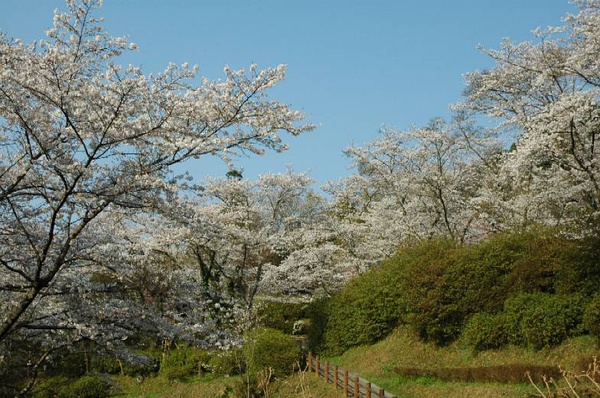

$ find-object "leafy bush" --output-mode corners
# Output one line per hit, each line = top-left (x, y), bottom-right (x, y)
(503, 293), (585, 349)
(254, 300), (308, 334)
(398, 239), (464, 345)
(323, 244), (418, 355)
(556, 235), (600, 296)
(323, 229), (595, 353)
(305, 297), (330, 354)
(460, 312), (509, 352)
(243, 327), (300, 379)
(402, 230), (582, 346)
(160, 345), (211, 380)
(503, 229), (571, 295)
(582, 294), (600, 338)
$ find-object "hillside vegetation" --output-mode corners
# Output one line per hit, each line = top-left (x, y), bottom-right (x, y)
(309, 229), (600, 356)
(259, 228), (600, 397)
(4, 2), (600, 396)
(17, 228), (600, 398)
(329, 326), (598, 398)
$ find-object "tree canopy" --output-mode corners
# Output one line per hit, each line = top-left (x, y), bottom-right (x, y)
(2, 0), (600, 395)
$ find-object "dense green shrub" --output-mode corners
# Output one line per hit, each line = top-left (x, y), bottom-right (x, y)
(582, 294), (600, 338)
(460, 312), (510, 352)
(319, 229), (596, 355)
(323, 247), (411, 355)
(322, 239), (458, 354)
(254, 300), (308, 334)
(503, 293), (585, 349)
(402, 230), (583, 346)
(503, 229), (571, 295)
(556, 235), (600, 296)
(160, 345), (211, 380)
(243, 327), (300, 379)
(305, 298), (330, 354)
(399, 239), (464, 345)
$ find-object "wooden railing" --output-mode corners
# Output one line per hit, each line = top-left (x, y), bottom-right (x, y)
(306, 353), (397, 398)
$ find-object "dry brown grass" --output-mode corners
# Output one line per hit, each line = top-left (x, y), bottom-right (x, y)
(528, 357), (600, 397)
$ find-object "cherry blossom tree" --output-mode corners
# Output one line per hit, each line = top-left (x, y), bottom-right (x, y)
(0, 0), (312, 389)
(164, 170), (334, 313)
(327, 116), (498, 271)
(462, 0), (600, 234)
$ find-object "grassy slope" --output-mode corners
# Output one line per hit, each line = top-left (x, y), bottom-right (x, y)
(113, 372), (345, 398)
(113, 326), (596, 398)
(326, 326), (598, 398)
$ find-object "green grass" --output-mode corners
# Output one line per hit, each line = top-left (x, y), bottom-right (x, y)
(111, 374), (241, 398)
(111, 372), (345, 398)
(110, 326), (597, 397)
(324, 326), (598, 398)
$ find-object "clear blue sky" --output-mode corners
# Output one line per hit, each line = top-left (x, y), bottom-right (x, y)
(1, 0), (576, 186)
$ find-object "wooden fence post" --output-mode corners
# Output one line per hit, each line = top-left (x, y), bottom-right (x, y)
(343, 370), (348, 396)
(334, 365), (338, 390)
(303, 355), (396, 398)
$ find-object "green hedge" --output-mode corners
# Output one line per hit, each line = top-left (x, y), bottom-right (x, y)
(583, 294), (600, 338)
(302, 298), (329, 354)
(324, 228), (598, 353)
(243, 327), (300, 379)
(323, 246), (413, 355)
(402, 230), (585, 346)
(460, 312), (510, 352)
(503, 293), (585, 349)
(461, 293), (588, 352)
(254, 300), (309, 334)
